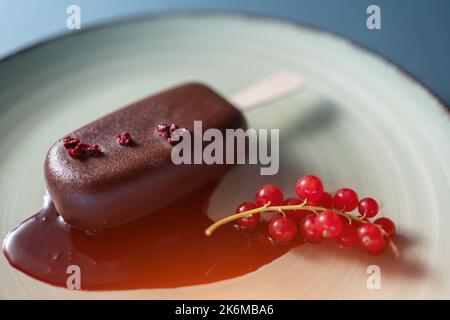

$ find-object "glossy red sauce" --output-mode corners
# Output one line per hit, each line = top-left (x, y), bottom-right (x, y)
(3, 183), (300, 290)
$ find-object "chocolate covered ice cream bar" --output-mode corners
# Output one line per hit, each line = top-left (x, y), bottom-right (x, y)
(45, 83), (246, 231)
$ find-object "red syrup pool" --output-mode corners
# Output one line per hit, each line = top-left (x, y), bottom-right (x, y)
(2, 182), (301, 290)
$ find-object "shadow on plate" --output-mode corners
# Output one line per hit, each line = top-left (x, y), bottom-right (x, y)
(291, 232), (428, 280)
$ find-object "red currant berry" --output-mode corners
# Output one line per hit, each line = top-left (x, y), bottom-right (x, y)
(314, 210), (343, 238)
(358, 197), (379, 218)
(299, 214), (322, 244)
(334, 188), (359, 212)
(284, 196), (303, 206)
(374, 217), (396, 237)
(282, 197), (309, 222)
(335, 223), (358, 247)
(357, 223), (386, 255)
(339, 215), (351, 225)
(235, 202), (260, 229)
(268, 217), (298, 242)
(295, 175), (324, 202)
(349, 216), (369, 229)
(309, 191), (334, 209)
(256, 184), (284, 207)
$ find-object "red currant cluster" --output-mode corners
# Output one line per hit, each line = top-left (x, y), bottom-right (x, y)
(205, 175), (398, 256)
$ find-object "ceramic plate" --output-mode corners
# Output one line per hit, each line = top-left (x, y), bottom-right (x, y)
(1, 13), (449, 299)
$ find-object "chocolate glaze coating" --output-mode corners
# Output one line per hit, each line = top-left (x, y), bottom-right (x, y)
(45, 83), (246, 231)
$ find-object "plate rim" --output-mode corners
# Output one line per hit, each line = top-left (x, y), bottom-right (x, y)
(1, 10), (449, 298)
(1, 9), (449, 116)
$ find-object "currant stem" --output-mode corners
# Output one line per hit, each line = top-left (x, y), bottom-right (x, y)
(204, 202), (400, 258)
(204, 203), (326, 236)
(335, 211), (363, 223)
(380, 228), (400, 258)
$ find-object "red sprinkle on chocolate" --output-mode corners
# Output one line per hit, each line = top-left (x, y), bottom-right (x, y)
(68, 144), (85, 158)
(155, 123), (170, 138)
(63, 136), (80, 149)
(156, 123), (186, 146)
(117, 132), (132, 146)
(169, 123), (179, 134)
(85, 144), (102, 156)
(68, 143), (102, 158)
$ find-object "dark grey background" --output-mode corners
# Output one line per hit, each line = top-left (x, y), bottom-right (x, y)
(1, 0), (449, 104)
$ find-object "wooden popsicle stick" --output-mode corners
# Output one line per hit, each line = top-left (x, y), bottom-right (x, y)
(230, 71), (305, 110)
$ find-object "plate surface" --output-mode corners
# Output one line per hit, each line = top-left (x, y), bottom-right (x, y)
(0, 13), (449, 299)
